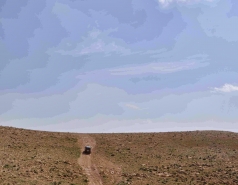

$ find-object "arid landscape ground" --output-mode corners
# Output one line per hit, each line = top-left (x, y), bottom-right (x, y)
(1, 126), (238, 184)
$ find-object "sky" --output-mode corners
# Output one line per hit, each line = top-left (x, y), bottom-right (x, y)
(0, 0), (238, 133)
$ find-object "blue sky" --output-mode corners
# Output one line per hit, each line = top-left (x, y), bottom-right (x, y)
(1, 0), (238, 133)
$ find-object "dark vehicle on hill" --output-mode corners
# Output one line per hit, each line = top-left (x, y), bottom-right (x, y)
(84, 146), (91, 154)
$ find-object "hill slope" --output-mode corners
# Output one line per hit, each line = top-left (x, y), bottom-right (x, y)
(92, 131), (238, 185)
(1, 126), (238, 185)
(0, 126), (87, 185)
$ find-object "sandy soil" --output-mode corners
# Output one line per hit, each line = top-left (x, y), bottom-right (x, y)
(3, 126), (238, 184)
(0, 126), (87, 184)
(78, 135), (103, 185)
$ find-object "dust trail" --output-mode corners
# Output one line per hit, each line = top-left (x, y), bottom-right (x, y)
(78, 135), (103, 185)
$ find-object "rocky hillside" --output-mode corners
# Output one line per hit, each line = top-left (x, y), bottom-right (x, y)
(1, 126), (238, 185)
(93, 131), (238, 185)
(0, 126), (87, 185)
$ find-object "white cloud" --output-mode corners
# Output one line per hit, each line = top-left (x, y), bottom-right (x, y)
(55, 29), (132, 56)
(158, 0), (214, 6)
(79, 40), (130, 55)
(109, 61), (208, 76)
(56, 40), (130, 56)
(212, 84), (238, 93)
(125, 103), (141, 110)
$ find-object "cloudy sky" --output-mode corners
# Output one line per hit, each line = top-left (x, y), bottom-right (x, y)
(1, 0), (238, 133)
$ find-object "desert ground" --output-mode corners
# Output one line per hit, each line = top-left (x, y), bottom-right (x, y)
(1, 126), (238, 184)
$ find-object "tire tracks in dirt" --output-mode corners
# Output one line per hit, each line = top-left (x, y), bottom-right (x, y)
(78, 135), (103, 185)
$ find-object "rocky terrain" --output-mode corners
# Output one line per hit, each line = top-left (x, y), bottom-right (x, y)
(0, 126), (87, 185)
(93, 131), (238, 185)
(1, 126), (238, 184)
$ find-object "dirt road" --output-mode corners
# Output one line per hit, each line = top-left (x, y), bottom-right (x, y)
(78, 135), (103, 185)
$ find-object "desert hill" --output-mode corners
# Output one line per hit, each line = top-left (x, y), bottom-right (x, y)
(1, 126), (238, 184)
(0, 126), (87, 185)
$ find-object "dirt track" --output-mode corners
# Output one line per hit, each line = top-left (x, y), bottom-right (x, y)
(78, 135), (103, 185)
